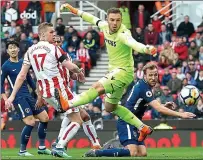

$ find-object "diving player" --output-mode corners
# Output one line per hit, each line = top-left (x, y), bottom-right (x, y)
(84, 62), (196, 157)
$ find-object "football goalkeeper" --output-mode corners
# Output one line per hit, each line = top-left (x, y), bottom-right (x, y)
(59, 4), (157, 141)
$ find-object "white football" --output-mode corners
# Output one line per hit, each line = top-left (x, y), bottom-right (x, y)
(179, 85), (200, 106)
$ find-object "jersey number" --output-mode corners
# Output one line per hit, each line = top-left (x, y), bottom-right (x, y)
(33, 54), (46, 71)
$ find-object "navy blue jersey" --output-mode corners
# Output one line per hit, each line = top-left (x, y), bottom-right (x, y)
(1, 59), (36, 98)
(125, 79), (155, 120)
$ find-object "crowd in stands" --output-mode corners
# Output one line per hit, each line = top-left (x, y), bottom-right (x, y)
(1, 1), (203, 123)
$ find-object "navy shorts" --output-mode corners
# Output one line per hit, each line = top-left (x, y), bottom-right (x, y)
(117, 119), (145, 147)
(13, 96), (46, 119)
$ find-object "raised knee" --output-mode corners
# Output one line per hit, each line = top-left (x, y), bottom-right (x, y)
(42, 115), (49, 122)
(80, 109), (90, 122)
(137, 152), (147, 157)
(92, 83), (104, 95)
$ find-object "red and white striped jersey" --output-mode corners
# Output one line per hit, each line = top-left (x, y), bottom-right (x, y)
(76, 48), (90, 63)
(23, 41), (69, 98)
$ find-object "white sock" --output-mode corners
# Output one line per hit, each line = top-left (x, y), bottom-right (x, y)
(58, 116), (70, 139)
(82, 120), (100, 146)
(56, 122), (80, 148)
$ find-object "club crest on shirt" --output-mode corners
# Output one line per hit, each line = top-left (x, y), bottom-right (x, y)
(146, 91), (152, 97)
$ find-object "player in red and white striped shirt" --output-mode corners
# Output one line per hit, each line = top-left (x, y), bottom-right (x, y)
(52, 35), (101, 155)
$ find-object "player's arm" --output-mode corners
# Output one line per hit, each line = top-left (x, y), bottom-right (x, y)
(118, 32), (157, 56)
(149, 100), (196, 119)
(26, 71), (36, 92)
(60, 3), (105, 29)
(1, 65), (8, 101)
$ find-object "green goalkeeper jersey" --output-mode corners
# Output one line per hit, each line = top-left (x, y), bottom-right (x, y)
(79, 11), (147, 72)
(99, 22), (133, 71)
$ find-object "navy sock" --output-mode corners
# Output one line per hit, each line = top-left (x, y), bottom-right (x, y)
(38, 122), (48, 147)
(20, 125), (33, 152)
(95, 148), (130, 157)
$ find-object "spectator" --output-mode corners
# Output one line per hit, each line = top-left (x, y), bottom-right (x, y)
(161, 68), (172, 86)
(132, 27), (145, 44)
(152, 15), (162, 33)
(119, 2), (131, 29)
(182, 78), (188, 87)
(174, 37), (188, 61)
(76, 41), (90, 76)
(26, 1), (42, 26)
(159, 41), (176, 64)
(182, 61), (189, 74)
(64, 26), (77, 42)
(12, 26), (22, 42)
(153, 82), (163, 98)
(167, 71), (182, 94)
(69, 34), (80, 51)
(170, 35), (177, 49)
(199, 46), (203, 66)
(188, 60), (199, 79)
(163, 16), (174, 33)
(195, 98), (203, 118)
(176, 67), (186, 81)
(83, 32), (98, 67)
(158, 24), (172, 45)
(27, 32), (34, 43)
(177, 15), (195, 37)
(44, 1), (55, 23)
(188, 41), (199, 59)
(55, 17), (65, 36)
(195, 69), (203, 91)
(182, 36), (190, 47)
(67, 45), (76, 61)
(8, 20), (16, 37)
(19, 33), (32, 58)
(194, 32), (203, 47)
(158, 55), (170, 69)
(145, 23), (158, 45)
(84, 26), (100, 47)
(20, 18), (33, 37)
(61, 36), (68, 52)
(186, 72), (197, 86)
(33, 37), (39, 44)
(136, 62), (144, 79)
(171, 53), (181, 68)
(133, 4), (150, 29)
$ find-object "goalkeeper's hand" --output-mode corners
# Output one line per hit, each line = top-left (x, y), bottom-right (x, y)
(145, 45), (157, 56)
(60, 3), (78, 15)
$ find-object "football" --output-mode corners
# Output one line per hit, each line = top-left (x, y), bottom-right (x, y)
(179, 85), (200, 106)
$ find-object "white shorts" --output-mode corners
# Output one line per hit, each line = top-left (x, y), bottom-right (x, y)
(44, 88), (80, 115)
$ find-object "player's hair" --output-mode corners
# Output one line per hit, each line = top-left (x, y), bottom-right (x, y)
(38, 22), (53, 37)
(107, 8), (122, 16)
(6, 40), (19, 49)
(143, 62), (158, 74)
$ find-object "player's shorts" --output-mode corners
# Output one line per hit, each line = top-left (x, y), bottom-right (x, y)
(44, 88), (79, 114)
(13, 96), (46, 119)
(99, 68), (133, 104)
(117, 119), (145, 147)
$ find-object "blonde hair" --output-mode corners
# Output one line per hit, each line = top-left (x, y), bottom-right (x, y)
(143, 62), (158, 74)
(38, 22), (53, 37)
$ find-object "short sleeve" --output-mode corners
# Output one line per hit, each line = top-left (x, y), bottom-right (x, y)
(142, 89), (155, 104)
(23, 50), (31, 65)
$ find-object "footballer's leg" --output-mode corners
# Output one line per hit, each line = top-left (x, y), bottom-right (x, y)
(102, 69), (152, 141)
(136, 145), (147, 157)
(80, 107), (101, 149)
(14, 98), (35, 156)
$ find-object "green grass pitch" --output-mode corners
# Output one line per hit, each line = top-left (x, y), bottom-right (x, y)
(1, 147), (203, 159)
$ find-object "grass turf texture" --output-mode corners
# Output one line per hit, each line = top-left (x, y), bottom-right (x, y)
(1, 147), (203, 159)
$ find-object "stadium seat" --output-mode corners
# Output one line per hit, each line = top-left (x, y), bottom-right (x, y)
(98, 32), (105, 48)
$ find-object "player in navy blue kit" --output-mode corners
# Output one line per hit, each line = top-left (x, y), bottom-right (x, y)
(1, 41), (51, 156)
(85, 62), (196, 157)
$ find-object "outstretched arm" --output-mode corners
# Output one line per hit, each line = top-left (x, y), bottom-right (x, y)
(149, 100), (196, 119)
(61, 3), (105, 28)
(118, 32), (157, 56)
